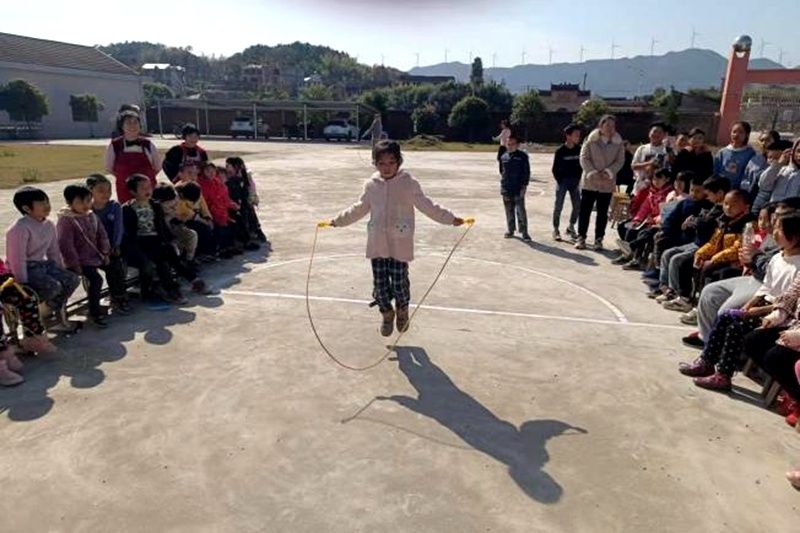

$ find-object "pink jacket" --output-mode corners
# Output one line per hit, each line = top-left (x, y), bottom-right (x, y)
(333, 170), (456, 262)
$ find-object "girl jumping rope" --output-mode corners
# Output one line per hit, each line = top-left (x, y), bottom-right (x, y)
(326, 140), (465, 337)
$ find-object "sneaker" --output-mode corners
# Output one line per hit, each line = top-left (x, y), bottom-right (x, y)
(647, 288), (663, 299)
(679, 357), (715, 377)
(616, 238), (632, 257)
(680, 308), (699, 326)
(90, 315), (109, 329)
(20, 334), (56, 354)
(786, 404), (800, 427)
(552, 230), (562, 242)
(380, 309), (395, 337)
(522, 233), (532, 242)
(0, 345), (22, 372)
(0, 359), (23, 387)
(655, 289), (675, 303)
(641, 268), (659, 280)
(681, 332), (705, 349)
(503, 232), (514, 239)
(111, 299), (132, 316)
(611, 254), (631, 265)
(663, 297), (693, 312)
(592, 239), (604, 251)
(574, 237), (587, 250)
(694, 371), (732, 391)
(396, 306), (410, 333)
(566, 226), (578, 240)
(191, 279), (213, 295)
(622, 259), (644, 271)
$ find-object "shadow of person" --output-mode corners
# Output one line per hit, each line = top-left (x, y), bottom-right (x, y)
(376, 346), (587, 504)
(517, 238), (598, 266)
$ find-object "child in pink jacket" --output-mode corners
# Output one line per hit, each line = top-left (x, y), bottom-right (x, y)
(329, 140), (465, 336)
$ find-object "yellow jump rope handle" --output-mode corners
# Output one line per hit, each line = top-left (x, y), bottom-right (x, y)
(0, 277), (28, 298)
(317, 221), (333, 228)
(464, 217), (476, 225)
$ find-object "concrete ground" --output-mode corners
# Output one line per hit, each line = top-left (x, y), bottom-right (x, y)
(1, 139), (799, 532)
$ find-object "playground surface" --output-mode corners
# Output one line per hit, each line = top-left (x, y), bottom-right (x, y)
(0, 140), (798, 532)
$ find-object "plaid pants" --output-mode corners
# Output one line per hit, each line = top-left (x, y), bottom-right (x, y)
(371, 258), (410, 312)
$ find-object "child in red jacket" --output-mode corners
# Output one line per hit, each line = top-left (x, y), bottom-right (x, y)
(614, 169), (672, 267)
(199, 162), (238, 258)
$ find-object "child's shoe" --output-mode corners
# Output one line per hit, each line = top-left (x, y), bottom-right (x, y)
(693, 371), (732, 391)
(166, 290), (188, 305)
(574, 237), (587, 250)
(680, 308), (699, 325)
(552, 229), (562, 242)
(521, 233), (532, 242)
(681, 331), (705, 349)
(611, 254), (630, 265)
(655, 290), (674, 303)
(663, 297), (693, 312)
(786, 403), (800, 427)
(592, 239), (604, 251)
(503, 232), (513, 239)
(0, 345), (23, 372)
(396, 306), (410, 333)
(0, 359), (23, 387)
(679, 357), (715, 377)
(380, 309), (395, 337)
(90, 314), (109, 329)
(20, 334), (57, 354)
(191, 279), (213, 295)
(111, 298), (132, 315)
(622, 258), (644, 271)
(616, 238), (632, 257)
(566, 226), (578, 240)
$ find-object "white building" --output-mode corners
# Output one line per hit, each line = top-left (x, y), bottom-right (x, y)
(0, 32), (142, 139)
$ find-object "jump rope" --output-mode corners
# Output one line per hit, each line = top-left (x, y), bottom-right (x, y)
(306, 217), (475, 371)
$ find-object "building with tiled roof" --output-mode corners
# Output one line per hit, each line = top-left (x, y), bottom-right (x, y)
(0, 32), (142, 138)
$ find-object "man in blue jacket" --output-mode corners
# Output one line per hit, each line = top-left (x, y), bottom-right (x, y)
(500, 131), (531, 241)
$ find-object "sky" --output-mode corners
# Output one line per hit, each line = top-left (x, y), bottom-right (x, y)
(2, 0), (799, 70)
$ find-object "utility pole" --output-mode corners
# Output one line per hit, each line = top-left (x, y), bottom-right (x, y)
(579, 45), (586, 62)
(582, 72), (587, 91)
(611, 39), (620, 59)
(778, 48), (785, 65)
(548, 46), (554, 65)
(650, 37), (659, 56)
(444, 48), (449, 63)
(691, 27), (700, 48)
(521, 48), (527, 65)
(415, 52), (420, 67)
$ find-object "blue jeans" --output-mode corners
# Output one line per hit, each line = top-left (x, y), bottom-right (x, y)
(659, 243), (699, 286)
(26, 260), (80, 310)
(553, 179), (580, 231)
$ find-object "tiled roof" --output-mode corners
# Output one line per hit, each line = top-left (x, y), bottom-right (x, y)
(0, 32), (137, 76)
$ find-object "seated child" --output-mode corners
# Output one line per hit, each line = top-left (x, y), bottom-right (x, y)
(152, 183), (198, 264)
(56, 184), (112, 328)
(225, 157), (263, 250)
(5, 186), (80, 325)
(87, 173), (131, 314)
(198, 162), (238, 258)
(655, 176), (730, 305)
(614, 168), (672, 268)
(122, 175), (188, 304)
(0, 258), (57, 385)
(679, 211), (800, 391)
(175, 181), (215, 260)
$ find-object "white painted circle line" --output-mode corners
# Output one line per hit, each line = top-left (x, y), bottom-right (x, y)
(222, 289), (685, 331)
(246, 252), (628, 323)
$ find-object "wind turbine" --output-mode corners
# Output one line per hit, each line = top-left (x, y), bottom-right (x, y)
(650, 37), (659, 56)
(611, 39), (621, 59)
(691, 27), (700, 48)
(759, 38), (771, 58)
(579, 45), (587, 62)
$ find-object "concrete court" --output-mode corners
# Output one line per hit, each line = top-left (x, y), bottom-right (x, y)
(0, 139), (799, 532)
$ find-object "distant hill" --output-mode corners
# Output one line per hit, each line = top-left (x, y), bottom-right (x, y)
(409, 49), (785, 96)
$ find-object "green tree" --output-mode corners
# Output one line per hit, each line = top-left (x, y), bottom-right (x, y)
(300, 83), (335, 101)
(142, 82), (175, 106)
(574, 98), (610, 128)
(430, 81), (472, 116)
(447, 96), (489, 142)
(0, 80), (49, 127)
(476, 81), (513, 113)
(69, 94), (105, 138)
(412, 104), (440, 135)
(470, 57), (484, 87)
(510, 91), (545, 141)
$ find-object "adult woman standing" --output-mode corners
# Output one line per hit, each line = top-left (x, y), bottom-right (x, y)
(575, 115), (625, 251)
(493, 119), (511, 174)
(105, 108), (160, 203)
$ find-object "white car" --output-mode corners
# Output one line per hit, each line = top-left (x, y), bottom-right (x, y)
(230, 117), (268, 139)
(323, 120), (359, 141)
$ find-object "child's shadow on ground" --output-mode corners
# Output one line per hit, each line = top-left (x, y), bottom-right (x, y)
(517, 238), (597, 266)
(358, 346), (587, 504)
